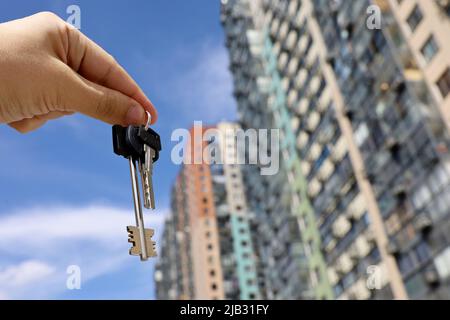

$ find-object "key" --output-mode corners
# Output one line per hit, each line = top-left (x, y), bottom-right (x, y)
(111, 114), (162, 261)
(137, 125), (161, 210)
(141, 146), (155, 209)
(128, 155), (151, 261)
(112, 125), (161, 165)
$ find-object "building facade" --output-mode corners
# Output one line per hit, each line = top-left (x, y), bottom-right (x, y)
(221, 0), (450, 300)
(386, 0), (450, 130)
(155, 123), (261, 300)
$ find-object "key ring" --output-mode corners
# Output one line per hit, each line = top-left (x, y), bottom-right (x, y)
(145, 111), (151, 130)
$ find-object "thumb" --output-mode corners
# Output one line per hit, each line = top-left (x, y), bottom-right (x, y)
(58, 69), (147, 126)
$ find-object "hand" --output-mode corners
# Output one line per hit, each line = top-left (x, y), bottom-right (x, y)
(0, 12), (157, 133)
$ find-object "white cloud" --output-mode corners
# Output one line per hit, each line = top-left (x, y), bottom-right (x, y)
(0, 204), (168, 299)
(0, 260), (55, 287)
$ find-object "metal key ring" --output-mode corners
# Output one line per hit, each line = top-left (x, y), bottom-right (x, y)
(145, 111), (151, 130)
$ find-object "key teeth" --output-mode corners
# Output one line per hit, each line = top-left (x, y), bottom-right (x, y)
(126, 226), (157, 258)
(145, 229), (157, 257)
(127, 226), (141, 256)
(147, 240), (157, 257)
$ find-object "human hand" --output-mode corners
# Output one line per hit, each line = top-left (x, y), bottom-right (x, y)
(0, 12), (157, 133)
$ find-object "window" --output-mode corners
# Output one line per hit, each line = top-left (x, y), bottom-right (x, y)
(373, 30), (386, 52)
(421, 36), (439, 62)
(399, 254), (414, 274)
(342, 271), (356, 289)
(407, 5), (423, 32)
(436, 68), (450, 98)
(414, 241), (430, 264)
(334, 284), (343, 297)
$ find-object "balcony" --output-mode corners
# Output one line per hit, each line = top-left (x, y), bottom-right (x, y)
(316, 159), (334, 182)
(277, 52), (288, 71)
(297, 34), (309, 56)
(286, 55), (299, 77)
(350, 278), (371, 300)
(295, 97), (309, 116)
(336, 252), (354, 275)
(270, 18), (280, 37)
(354, 235), (372, 259)
(296, 131), (309, 150)
(332, 215), (352, 239)
(307, 111), (321, 132)
(308, 177), (322, 198)
(413, 213), (433, 235)
(278, 21), (289, 42)
(285, 30), (298, 51)
(307, 142), (322, 163)
(286, 89), (298, 109)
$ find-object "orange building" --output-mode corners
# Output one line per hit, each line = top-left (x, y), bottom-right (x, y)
(155, 122), (261, 300)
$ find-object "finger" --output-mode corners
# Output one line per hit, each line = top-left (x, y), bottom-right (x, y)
(9, 118), (47, 133)
(8, 111), (74, 133)
(63, 25), (157, 124)
(57, 67), (147, 126)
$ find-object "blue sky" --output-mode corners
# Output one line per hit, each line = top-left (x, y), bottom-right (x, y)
(0, 0), (236, 299)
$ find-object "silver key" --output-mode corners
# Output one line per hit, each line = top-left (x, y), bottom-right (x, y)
(141, 145), (156, 209)
(128, 157), (156, 261)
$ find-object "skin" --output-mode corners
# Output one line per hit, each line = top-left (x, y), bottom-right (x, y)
(0, 12), (157, 133)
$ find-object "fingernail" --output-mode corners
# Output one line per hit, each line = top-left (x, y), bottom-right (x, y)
(148, 99), (157, 124)
(125, 105), (146, 125)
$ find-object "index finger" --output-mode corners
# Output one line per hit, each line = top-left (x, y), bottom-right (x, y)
(63, 24), (157, 124)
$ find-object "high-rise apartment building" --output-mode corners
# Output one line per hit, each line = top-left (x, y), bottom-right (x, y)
(221, 0), (450, 300)
(386, 0), (450, 130)
(155, 123), (261, 300)
(154, 165), (196, 300)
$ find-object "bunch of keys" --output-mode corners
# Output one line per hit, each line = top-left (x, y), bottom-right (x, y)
(112, 112), (161, 261)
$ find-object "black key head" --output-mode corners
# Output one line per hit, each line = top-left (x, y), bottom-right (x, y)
(137, 126), (161, 162)
(112, 125), (162, 163)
